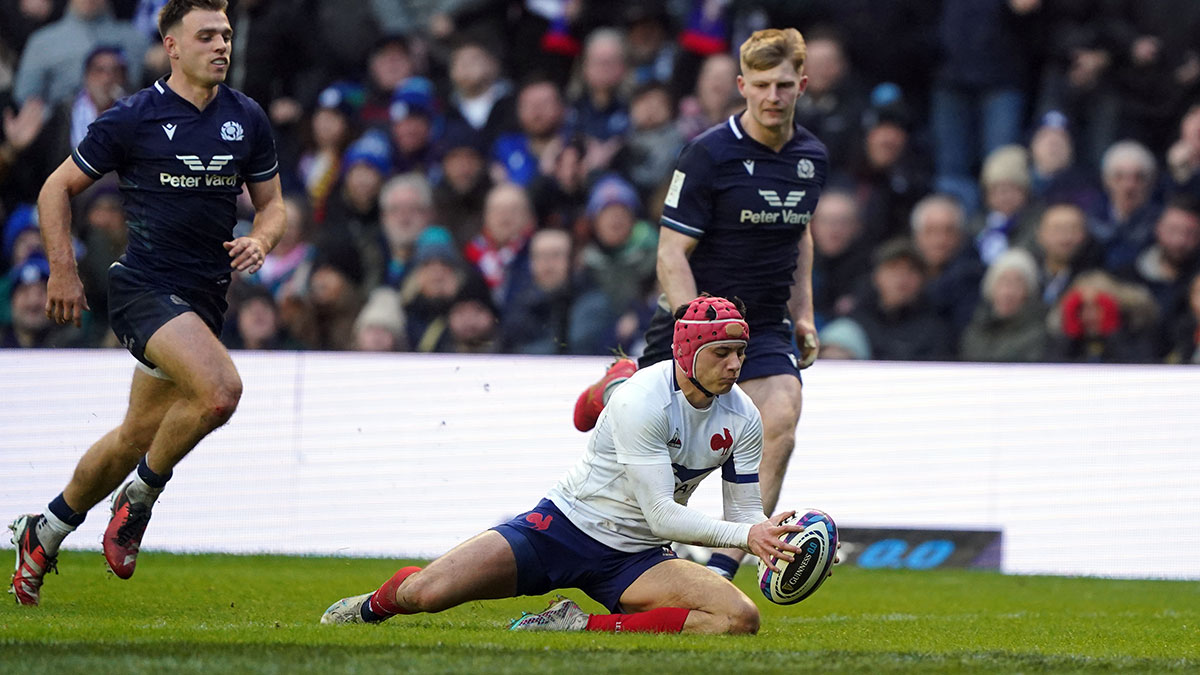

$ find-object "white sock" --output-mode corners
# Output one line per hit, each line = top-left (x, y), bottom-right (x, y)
(124, 474), (164, 506)
(38, 511), (76, 556)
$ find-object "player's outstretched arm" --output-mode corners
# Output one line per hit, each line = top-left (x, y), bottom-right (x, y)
(625, 461), (755, 550)
(226, 176), (286, 274)
(37, 158), (96, 327)
(656, 228), (700, 310)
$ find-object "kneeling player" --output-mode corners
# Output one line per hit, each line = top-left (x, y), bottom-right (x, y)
(322, 296), (804, 634)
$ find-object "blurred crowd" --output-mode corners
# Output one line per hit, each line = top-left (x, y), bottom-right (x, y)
(3, 0), (1200, 364)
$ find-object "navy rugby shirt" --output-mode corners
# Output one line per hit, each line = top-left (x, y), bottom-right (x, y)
(661, 114), (827, 323)
(73, 76), (278, 291)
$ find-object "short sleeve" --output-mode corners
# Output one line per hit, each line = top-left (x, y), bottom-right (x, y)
(609, 384), (672, 466)
(242, 98), (279, 182)
(660, 141), (715, 239)
(72, 102), (135, 179)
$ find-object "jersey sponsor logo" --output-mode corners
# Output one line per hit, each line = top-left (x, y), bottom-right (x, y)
(161, 154), (238, 188)
(162, 123), (177, 140)
(710, 428), (733, 453)
(221, 120), (244, 141)
(797, 158), (815, 179)
(176, 154), (234, 172)
(665, 170), (685, 208)
(525, 513), (553, 531)
(742, 159), (755, 175)
(758, 189), (805, 207)
(740, 189), (813, 225)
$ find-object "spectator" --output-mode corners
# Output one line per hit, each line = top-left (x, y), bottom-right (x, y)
(959, 247), (1048, 362)
(299, 81), (363, 225)
(441, 283), (500, 353)
(1123, 197), (1200, 341)
(1030, 202), (1102, 307)
(676, 52), (738, 142)
(324, 129), (392, 252)
(615, 82), (684, 201)
(399, 243), (478, 352)
(1096, 140), (1161, 270)
(12, 0), (148, 106)
(1027, 111), (1105, 218)
(1165, 102), (1200, 197)
(0, 0), (59, 58)
(432, 121), (492, 247)
(566, 28), (630, 174)
(810, 189), (871, 325)
(792, 28), (869, 171)
(528, 133), (588, 231)
(1045, 270), (1159, 363)
(364, 173), (454, 291)
(443, 37), (517, 147)
(2, 255), (83, 347)
(284, 240), (366, 350)
(500, 228), (574, 354)
(929, 0), (1039, 211)
(221, 284), (298, 351)
(911, 193), (984, 345)
(2, 203), (42, 273)
(353, 286), (407, 351)
(464, 182), (535, 309)
(251, 193), (315, 302)
(1164, 272), (1200, 364)
(968, 144), (1037, 265)
(358, 34), (415, 128)
(838, 98), (928, 243)
(387, 78), (438, 175)
(621, 1), (676, 88)
(573, 175), (658, 353)
(850, 238), (951, 361)
(817, 316), (871, 360)
(0, 97), (47, 207)
(491, 78), (567, 187)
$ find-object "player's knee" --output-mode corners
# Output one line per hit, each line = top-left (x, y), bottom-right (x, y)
(397, 572), (449, 613)
(723, 599), (760, 635)
(198, 376), (243, 427)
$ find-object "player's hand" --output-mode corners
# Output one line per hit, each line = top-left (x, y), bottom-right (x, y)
(748, 511), (804, 574)
(225, 236), (268, 274)
(45, 270), (89, 327)
(796, 319), (819, 368)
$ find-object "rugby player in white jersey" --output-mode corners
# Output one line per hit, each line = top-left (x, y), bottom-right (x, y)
(322, 295), (805, 634)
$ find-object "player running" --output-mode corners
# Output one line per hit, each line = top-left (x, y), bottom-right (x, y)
(9, 0), (285, 606)
(573, 28), (827, 581)
(323, 296), (809, 634)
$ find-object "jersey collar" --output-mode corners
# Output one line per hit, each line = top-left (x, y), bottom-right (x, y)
(727, 113), (801, 153)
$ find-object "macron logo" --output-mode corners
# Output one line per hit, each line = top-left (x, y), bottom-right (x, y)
(162, 123), (176, 140)
(743, 159), (755, 175)
(758, 189), (805, 208)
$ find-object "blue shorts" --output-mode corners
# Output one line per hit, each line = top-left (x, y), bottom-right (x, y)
(491, 499), (678, 612)
(638, 306), (802, 382)
(108, 261), (227, 370)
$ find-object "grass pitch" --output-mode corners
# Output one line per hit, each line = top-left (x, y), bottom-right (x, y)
(1, 551), (1197, 673)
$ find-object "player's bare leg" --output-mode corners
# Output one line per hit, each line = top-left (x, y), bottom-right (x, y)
(322, 530), (519, 624)
(103, 313), (242, 578)
(615, 559), (760, 634)
(707, 374), (803, 577)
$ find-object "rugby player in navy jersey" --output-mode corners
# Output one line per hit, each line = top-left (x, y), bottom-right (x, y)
(9, 0), (285, 606)
(573, 28), (826, 581)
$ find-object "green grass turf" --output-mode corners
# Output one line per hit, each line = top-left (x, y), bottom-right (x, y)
(1, 551), (1197, 673)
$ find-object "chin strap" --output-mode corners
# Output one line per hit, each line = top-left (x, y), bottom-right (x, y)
(688, 376), (717, 398)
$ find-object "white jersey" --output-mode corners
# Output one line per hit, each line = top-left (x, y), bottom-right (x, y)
(547, 360), (764, 551)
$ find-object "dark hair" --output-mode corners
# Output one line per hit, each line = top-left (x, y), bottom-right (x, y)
(158, 0), (228, 39)
(1166, 193), (1200, 220)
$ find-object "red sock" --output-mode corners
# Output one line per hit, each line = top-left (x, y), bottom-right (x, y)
(584, 607), (690, 633)
(367, 565), (421, 618)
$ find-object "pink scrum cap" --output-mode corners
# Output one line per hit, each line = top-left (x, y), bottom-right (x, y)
(673, 295), (749, 379)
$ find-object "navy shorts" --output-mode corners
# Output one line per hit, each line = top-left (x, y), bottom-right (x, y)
(638, 306), (802, 382)
(491, 499), (678, 612)
(108, 262), (227, 370)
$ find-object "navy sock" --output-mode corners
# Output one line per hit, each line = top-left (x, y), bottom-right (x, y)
(47, 493), (86, 527)
(360, 601), (385, 623)
(706, 553), (740, 580)
(137, 456), (172, 489)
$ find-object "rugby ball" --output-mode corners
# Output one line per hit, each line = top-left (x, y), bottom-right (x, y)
(757, 509), (838, 605)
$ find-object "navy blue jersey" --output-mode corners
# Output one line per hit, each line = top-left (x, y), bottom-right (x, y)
(73, 77), (278, 291)
(661, 114), (827, 323)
